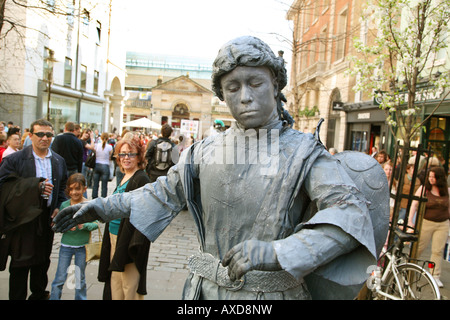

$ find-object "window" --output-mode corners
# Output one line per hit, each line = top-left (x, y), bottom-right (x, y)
(82, 9), (90, 36)
(309, 38), (316, 66)
(303, 1), (314, 32)
(319, 26), (327, 61)
(301, 43), (309, 70)
(313, 1), (320, 23)
(435, 30), (448, 64)
(94, 70), (99, 94)
(80, 65), (87, 91)
(46, 0), (55, 11)
(43, 48), (55, 82)
(350, 130), (368, 152)
(304, 1), (311, 31)
(322, 0), (330, 14)
(67, 1), (75, 26)
(64, 57), (72, 87)
(96, 21), (101, 44)
(43, 47), (50, 81)
(314, 88), (320, 107)
(335, 9), (348, 61)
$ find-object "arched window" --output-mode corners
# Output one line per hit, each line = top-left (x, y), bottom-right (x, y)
(172, 103), (190, 129)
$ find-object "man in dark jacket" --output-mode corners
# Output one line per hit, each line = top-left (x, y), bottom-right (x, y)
(51, 121), (84, 177)
(145, 124), (179, 182)
(0, 118), (68, 300)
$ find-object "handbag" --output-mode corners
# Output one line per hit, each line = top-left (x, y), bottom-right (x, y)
(85, 222), (102, 262)
(85, 151), (96, 169)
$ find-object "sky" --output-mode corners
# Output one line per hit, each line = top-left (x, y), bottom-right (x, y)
(120, 0), (294, 66)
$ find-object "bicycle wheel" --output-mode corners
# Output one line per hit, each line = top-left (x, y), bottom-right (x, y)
(382, 263), (441, 300)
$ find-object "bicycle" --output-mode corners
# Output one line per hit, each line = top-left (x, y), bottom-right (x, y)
(367, 227), (441, 300)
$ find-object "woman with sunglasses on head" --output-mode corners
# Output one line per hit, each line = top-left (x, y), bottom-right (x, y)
(97, 137), (150, 300)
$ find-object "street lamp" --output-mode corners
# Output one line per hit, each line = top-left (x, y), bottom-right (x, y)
(45, 49), (57, 121)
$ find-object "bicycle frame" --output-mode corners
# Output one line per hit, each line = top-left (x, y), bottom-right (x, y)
(374, 250), (406, 300)
(370, 231), (441, 300)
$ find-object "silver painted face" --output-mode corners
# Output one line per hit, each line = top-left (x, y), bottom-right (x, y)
(220, 66), (278, 129)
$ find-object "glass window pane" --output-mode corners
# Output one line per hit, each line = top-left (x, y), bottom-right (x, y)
(80, 65), (87, 91)
(64, 57), (72, 87)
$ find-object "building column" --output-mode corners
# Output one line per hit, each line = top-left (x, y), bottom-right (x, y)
(103, 90), (112, 133)
(110, 94), (124, 134)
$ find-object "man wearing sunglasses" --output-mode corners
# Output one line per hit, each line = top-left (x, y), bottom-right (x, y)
(0, 118), (68, 300)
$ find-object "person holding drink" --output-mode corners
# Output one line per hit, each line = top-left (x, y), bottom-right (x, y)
(0, 119), (68, 300)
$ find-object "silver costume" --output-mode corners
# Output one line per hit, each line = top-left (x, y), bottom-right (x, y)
(54, 36), (390, 300)
(88, 120), (389, 299)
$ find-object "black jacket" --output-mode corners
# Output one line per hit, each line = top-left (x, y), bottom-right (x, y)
(51, 132), (84, 172)
(0, 145), (68, 269)
(98, 169), (151, 297)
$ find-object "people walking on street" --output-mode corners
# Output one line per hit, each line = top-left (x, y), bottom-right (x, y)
(92, 132), (112, 199)
(98, 137), (150, 300)
(0, 133), (7, 163)
(51, 121), (84, 177)
(0, 118), (68, 300)
(79, 129), (95, 193)
(145, 124), (179, 182)
(408, 166), (450, 288)
(50, 173), (98, 300)
(2, 128), (21, 159)
(397, 163), (420, 221)
(376, 150), (389, 165)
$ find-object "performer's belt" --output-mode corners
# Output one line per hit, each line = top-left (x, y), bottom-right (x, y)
(188, 251), (303, 293)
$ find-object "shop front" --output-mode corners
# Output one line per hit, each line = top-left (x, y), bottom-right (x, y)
(345, 101), (388, 155)
(40, 83), (105, 133)
(383, 88), (450, 175)
(419, 97), (450, 176)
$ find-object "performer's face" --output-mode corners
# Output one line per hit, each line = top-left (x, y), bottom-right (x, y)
(220, 66), (278, 129)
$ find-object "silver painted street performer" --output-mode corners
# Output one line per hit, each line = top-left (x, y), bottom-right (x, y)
(53, 36), (389, 300)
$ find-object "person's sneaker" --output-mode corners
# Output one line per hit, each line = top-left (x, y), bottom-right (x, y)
(434, 277), (444, 288)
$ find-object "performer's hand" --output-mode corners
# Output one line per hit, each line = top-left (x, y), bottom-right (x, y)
(52, 202), (102, 233)
(222, 240), (282, 281)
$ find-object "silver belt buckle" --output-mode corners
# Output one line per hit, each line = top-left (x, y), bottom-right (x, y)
(227, 275), (246, 292)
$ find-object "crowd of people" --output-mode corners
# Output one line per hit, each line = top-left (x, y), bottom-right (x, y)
(0, 118), (189, 300)
(329, 144), (450, 289)
(1, 116), (449, 299)
(372, 146), (449, 289)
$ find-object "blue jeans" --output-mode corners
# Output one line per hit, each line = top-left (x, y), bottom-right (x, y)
(50, 245), (87, 300)
(92, 163), (109, 198)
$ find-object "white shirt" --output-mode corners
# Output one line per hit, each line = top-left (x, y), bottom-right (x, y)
(95, 143), (113, 165)
(32, 148), (53, 206)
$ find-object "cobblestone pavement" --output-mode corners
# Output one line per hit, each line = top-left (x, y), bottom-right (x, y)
(1, 178), (450, 300)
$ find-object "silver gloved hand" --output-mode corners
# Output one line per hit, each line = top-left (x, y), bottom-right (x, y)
(222, 239), (282, 281)
(52, 201), (102, 233)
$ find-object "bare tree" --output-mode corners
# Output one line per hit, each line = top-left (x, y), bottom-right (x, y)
(283, 0), (364, 131)
(0, 0), (96, 92)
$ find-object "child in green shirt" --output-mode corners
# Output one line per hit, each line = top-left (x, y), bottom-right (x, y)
(50, 173), (98, 300)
